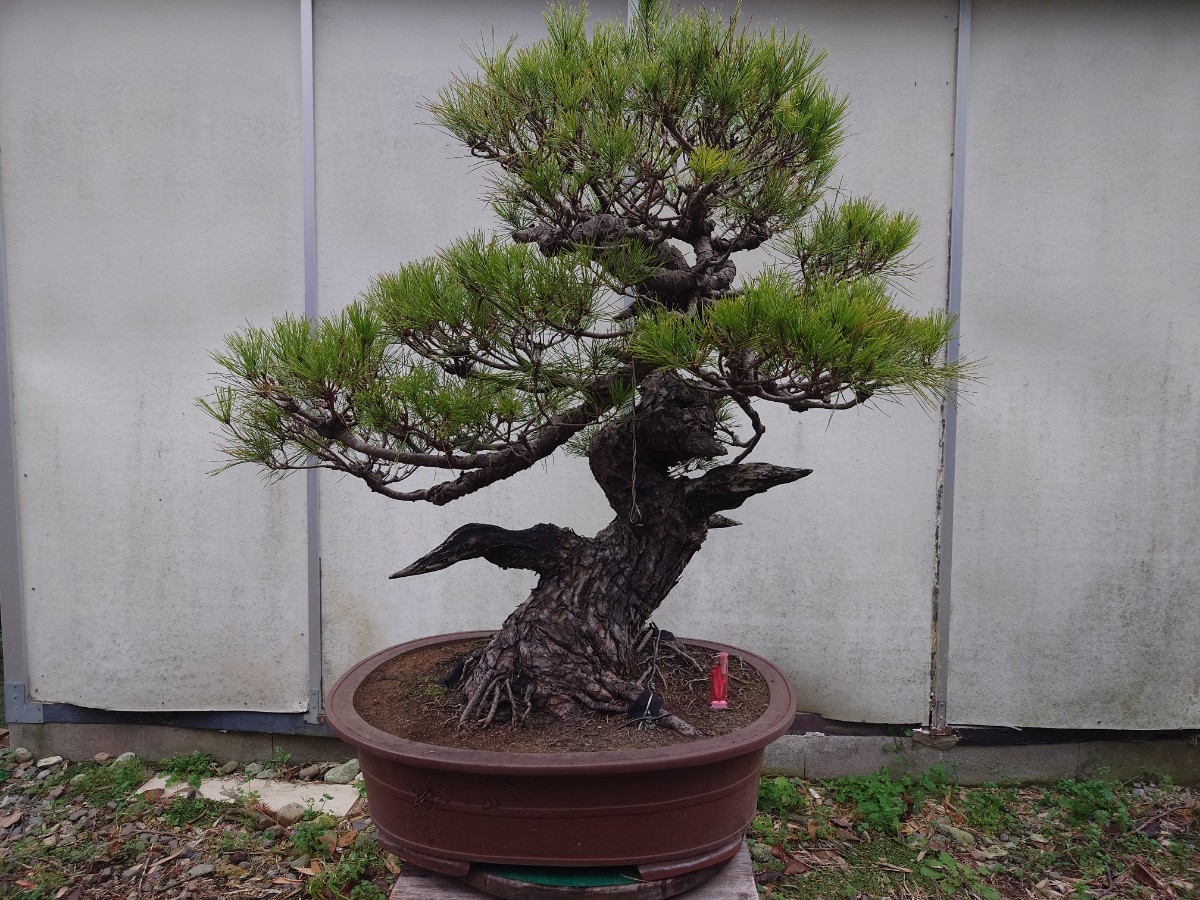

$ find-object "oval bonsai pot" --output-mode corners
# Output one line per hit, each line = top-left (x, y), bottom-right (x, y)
(325, 631), (795, 880)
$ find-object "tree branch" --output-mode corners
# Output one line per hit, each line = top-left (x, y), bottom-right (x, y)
(684, 463), (812, 517)
(391, 523), (585, 578)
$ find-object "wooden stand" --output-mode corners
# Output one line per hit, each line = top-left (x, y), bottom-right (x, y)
(389, 842), (756, 900)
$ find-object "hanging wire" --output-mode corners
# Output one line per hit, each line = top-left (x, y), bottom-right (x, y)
(628, 358), (643, 526)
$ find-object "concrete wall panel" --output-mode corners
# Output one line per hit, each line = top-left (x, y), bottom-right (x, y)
(312, 0), (625, 695)
(947, 0), (1200, 728)
(0, 0), (310, 710)
(314, 0), (957, 724)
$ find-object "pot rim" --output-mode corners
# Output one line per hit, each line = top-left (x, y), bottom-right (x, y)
(325, 630), (796, 775)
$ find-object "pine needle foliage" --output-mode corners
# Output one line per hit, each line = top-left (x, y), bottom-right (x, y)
(200, 1), (969, 503)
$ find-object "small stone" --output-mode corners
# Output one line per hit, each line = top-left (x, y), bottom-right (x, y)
(36, 770), (50, 781)
(243, 763), (264, 777)
(749, 842), (774, 864)
(296, 763), (323, 781)
(288, 855), (311, 870)
(187, 863), (215, 878)
(121, 864), (142, 882)
(934, 819), (976, 847)
(70, 773), (87, 785)
(10, 748), (33, 764)
(69, 808), (87, 822)
(218, 760), (240, 775)
(115, 752), (137, 765)
(42, 835), (58, 848)
(36, 756), (64, 768)
(94, 752), (112, 763)
(274, 802), (307, 827)
(1131, 787), (1146, 798)
(323, 759), (360, 784)
(258, 769), (278, 780)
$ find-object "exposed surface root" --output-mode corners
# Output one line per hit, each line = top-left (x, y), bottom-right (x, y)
(453, 642), (701, 737)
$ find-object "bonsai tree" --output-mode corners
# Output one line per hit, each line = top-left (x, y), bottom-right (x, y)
(201, 2), (966, 735)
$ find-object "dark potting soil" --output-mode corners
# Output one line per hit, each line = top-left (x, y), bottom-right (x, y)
(354, 636), (771, 752)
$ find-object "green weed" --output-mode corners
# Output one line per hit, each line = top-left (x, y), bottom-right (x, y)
(962, 785), (1018, 834)
(306, 837), (387, 899)
(917, 849), (1001, 899)
(824, 771), (908, 833)
(160, 752), (214, 789)
(757, 775), (806, 819)
(69, 756), (149, 805)
(825, 766), (954, 834)
(291, 813), (339, 860)
(162, 795), (222, 828)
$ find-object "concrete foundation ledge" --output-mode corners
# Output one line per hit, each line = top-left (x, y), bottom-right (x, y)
(8, 722), (353, 765)
(762, 733), (1200, 786)
(9, 723), (1198, 786)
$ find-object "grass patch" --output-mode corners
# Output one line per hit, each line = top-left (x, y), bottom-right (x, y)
(161, 795), (223, 828)
(68, 756), (149, 806)
(751, 768), (1198, 899)
(159, 751), (214, 788)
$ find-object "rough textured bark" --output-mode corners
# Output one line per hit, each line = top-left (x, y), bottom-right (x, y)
(395, 372), (811, 733)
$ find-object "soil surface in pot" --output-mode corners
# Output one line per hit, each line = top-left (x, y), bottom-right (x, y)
(354, 636), (771, 752)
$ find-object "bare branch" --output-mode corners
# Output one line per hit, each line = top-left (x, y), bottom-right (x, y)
(392, 522), (585, 578)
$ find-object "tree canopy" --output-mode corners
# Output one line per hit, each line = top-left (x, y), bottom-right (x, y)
(200, 1), (966, 505)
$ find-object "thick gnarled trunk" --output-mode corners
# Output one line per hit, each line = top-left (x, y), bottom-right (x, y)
(392, 372), (810, 732)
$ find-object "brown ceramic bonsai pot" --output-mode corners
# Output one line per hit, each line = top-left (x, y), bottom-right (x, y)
(324, 631), (795, 881)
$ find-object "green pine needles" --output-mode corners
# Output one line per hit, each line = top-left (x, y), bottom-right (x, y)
(200, 0), (969, 503)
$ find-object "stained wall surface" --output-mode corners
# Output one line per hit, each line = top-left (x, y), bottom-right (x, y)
(313, 0), (958, 724)
(0, 0), (310, 710)
(947, 0), (1200, 728)
(1, 0), (1197, 729)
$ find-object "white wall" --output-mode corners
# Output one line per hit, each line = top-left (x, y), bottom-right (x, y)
(1, 0), (1198, 730)
(311, 0), (626, 698)
(312, 0), (958, 724)
(947, 0), (1200, 728)
(0, 0), (310, 711)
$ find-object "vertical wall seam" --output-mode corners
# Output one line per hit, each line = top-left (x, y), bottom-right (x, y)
(0, 149), (42, 723)
(932, 0), (971, 730)
(301, 0), (323, 724)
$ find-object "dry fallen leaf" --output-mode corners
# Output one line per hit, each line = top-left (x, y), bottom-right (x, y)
(271, 877), (302, 885)
(876, 861), (913, 873)
(1128, 860), (1169, 892)
(782, 857), (810, 876)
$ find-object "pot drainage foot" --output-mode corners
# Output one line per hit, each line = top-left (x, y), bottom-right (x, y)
(463, 862), (720, 898)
